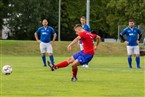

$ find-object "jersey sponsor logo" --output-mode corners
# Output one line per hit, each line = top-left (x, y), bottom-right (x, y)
(42, 32), (47, 35)
(129, 33), (134, 36)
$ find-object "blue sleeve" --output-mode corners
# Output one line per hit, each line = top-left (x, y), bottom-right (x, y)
(137, 28), (142, 35)
(36, 28), (41, 34)
(120, 28), (126, 35)
(83, 25), (91, 32)
(50, 27), (56, 35)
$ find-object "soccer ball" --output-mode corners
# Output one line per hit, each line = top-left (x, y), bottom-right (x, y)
(2, 65), (12, 75)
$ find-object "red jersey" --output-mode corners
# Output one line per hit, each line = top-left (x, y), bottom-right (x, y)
(79, 31), (97, 55)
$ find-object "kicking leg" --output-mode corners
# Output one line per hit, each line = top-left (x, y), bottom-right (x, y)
(48, 56), (75, 71)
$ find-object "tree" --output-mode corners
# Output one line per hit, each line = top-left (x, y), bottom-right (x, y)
(5, 0), (58, 39)
(1, 0), (145, 40)
(0, 0), (9, 38)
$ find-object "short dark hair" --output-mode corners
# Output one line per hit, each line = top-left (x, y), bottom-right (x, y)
(129, 19), (134, 22)
(81, 16), (86, 19)
(74, 24), (82, 29)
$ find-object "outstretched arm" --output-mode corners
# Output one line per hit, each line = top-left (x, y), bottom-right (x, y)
(67, 36), (81, 51)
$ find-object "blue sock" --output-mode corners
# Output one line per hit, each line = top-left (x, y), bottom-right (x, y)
(42, 55), (46, 66)
(49, 55), (54, 65)
(128, 56), (132, 68)
(136, 56), (140, 68)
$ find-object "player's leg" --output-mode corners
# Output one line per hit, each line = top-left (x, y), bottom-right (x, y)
(48, 51), (81, 71)
(40, 42), (47, 67)
(54, 56), (74, 69)
(128, 55), (132, 68)
(71, 60), (80, 81)
(127, 46), (133, 68)
(47, 56), (75, 71)
(70, 52), (93, 81)
(47, 43), (55, 65)
(48, 53), (54, 65)
(134, 46), (141, 68)
(41, 53), (46, 67)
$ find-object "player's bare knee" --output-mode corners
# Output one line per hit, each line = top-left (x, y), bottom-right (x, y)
(67, 57), (74, 64)
(41, 53), (45, 56)
(128, 55), (132, 57)
(136, 54), (140, 57)
(48, 53), (53, 56)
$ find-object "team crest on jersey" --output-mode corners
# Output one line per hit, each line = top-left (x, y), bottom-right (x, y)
(47, 30), (50, 32)
(128, 30), (131, 32)
(134, 30), (137, 33)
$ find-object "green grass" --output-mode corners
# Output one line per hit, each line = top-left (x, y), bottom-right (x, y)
(0, 40), (129, 56)
(0, 56), (144, 97)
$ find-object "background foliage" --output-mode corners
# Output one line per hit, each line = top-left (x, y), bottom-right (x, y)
(0, 0), (145, 40)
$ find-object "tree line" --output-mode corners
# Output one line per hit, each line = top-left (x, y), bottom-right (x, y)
(0, 0), (145, 40)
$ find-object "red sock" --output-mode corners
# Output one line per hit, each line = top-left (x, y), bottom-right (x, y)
(72, 67), (78, 78)
(54, 61), (69, 69)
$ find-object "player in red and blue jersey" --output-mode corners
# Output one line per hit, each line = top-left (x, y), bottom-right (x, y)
(120, 19), (142, 68)
(34, 19), (57, 67)
(48, 24), (101, 81)
(80, 16), (91, 68)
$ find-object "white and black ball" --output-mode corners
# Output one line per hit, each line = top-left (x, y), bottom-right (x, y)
(2, 65), (12, 75)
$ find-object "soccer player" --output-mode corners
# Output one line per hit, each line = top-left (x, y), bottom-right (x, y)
(80, 16), (91, 68)
(120, 19), (142, 68)
(48, 24), (101, 81)
(34, 19), (57, 67)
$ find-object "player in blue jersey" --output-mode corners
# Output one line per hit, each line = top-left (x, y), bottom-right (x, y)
(80, 16), (91, 68)
(120, 19), (142, 68)
(34, 19), (57, 67)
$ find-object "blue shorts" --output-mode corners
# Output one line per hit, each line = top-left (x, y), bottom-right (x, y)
(73, 51), (93, 65)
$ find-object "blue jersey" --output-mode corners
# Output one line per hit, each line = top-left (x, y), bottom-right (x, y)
(120, 26), (142, 46)
(82, 24), (91, 32)
(80, 24), (91, 44)
(36, 26), (56, 43)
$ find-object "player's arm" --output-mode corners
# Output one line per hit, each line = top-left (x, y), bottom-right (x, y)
(119, 34), (125, 42)
(67, 36), (80, 51)
(34, 32), (40, 43)
(120, 29), (128, 45)
(120, 34), (128, 45)
(96, 35), (101, 46)
(138, 34), (142, 42)
(137, 29), (142, 43)
(52, 33), (57, 42)
(50, 27), (57, 44)
(94, 35), (101, 50)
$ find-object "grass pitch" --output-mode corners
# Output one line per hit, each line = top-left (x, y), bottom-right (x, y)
(1, 56), (144, 97)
